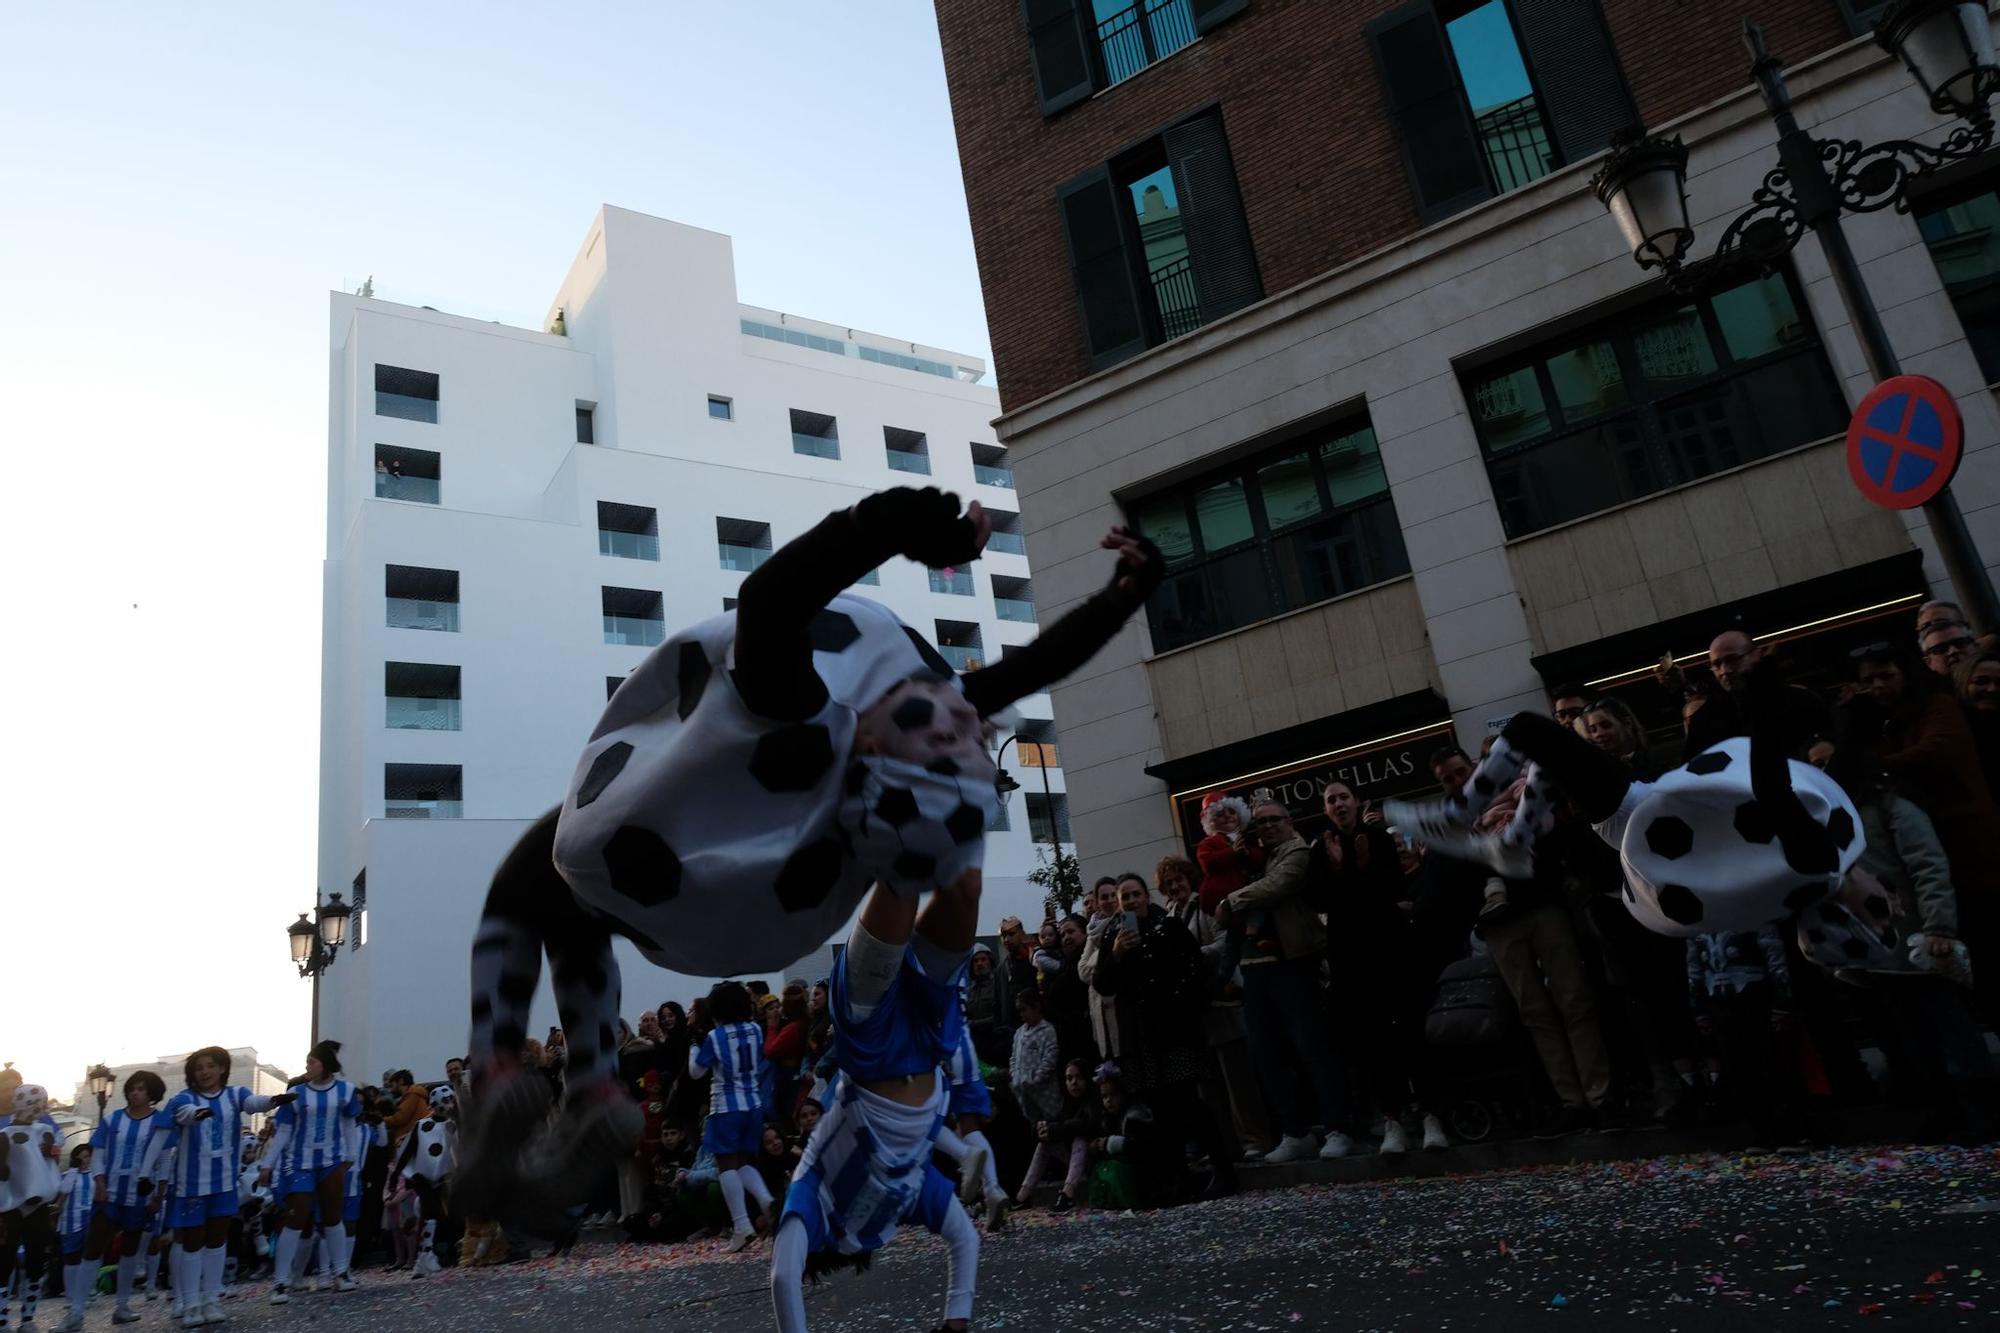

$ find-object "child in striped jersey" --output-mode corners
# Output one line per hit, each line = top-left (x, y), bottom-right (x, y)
(53, 1145), (95, 1332)
(162, 1046), (295, 1328)
(83, 1069), (171, 1325)
(257, 1041), (362, 1305)
(690, 982), (774, 1254)
(932, 1013), (1006, 1229)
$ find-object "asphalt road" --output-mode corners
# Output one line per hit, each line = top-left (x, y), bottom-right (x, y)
(60, 1143), (1999, 1331)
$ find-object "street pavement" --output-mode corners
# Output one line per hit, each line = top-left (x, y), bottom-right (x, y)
(67, 1143), (1998, 1331)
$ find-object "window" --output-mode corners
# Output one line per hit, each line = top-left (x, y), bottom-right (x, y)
(375, 365), (439, 423)
(1016, 718), (1061, 768)
(375, 445), (441, 504)
(993, 574), (1036, 623)
(885, 427), (931, 475)
(1834, 0), (1889, 37)
(1365, 0), (1635, 224)
(855, 567), (881, 586)
(1461, 269), (1846, 538)
(598, 501), (660, 561)
(935, 620), (984, 672)
(1024, 0), (1248, 116)
(717, 517), (773, 572)
(708, 395), (734, 420)
(602, 586), (666, 647)
(971, 442), (1015, 489)
(985, 509), (1027, 555)
(385, 661), (462, 731)
(723, 597), (739, 612)
(1917, 179), (2000, 383)
(930, 566), (975, 596)
(1025, 792), (1073, 845)
(742, 319), (846, 356)
(607, 675), (625, 701)
(860, 346), (959, 378)
(575, 404), (595, 444)
(386, 564), (459, 631)
(1127, 413), (1409, 651)
(1058, 108), (1261, 369)
(385, 763), (462, 819)
(790, 409), (840, 461)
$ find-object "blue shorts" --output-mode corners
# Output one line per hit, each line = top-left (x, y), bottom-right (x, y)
(946, 1079), (992, 1121)
(167, 1191), (238, 1228)
(62, 1232), (87, 1259)
(703, 1108), (764, 1157)
(282, 1163), (348, 1198)
(779, 1161), (955, 1256)
(94, 1199), (150, 1232)
(343, 1193), (362, 1225)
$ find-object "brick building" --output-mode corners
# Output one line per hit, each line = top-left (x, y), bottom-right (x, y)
(932, 0), (2000, 872)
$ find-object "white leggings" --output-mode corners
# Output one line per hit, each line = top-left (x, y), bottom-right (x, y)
(769, 1202), (978, 1332)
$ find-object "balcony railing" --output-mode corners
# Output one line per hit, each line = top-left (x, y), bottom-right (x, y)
(385, 799), (462, 819)
(985, 531), (1026, 555)
(1150, 255), (1203, 340)
(386, 598), (458, 631)
(604, 614), (666, 647)
(887, 449), (931, 475)
(599, 530), (661, 561)
(1096, 0), (1197, 87)
(929, 569), (974, 596)
(973, 464), (1014, 488)
(938, 644), (983, 672)
(1473, 94), (1555, 194)
(375, 474), (440, 504)
(375, 392), (437, 423)
(995, 597), (1037, 623)
(386, 697), (462, 731)
(719, 543), (771, 572)
(792, 433), (840, 460)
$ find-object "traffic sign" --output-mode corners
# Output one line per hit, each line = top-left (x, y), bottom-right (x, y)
(1846, 375), (1963, 510)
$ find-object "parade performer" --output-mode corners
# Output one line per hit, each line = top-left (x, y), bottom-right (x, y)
(1, 1084), (63, 1329)
(393, 1085), (455, 1277)
(769, 869), (986, 1333)
(81, 1069), (172, 1326)
(259, 1041), (361, 1304)
(456, 485), (1162, 1224)
(690, 981), (775, 1254)
(933, 1019), (1006, 1229)
(53, 1145), (95, 1332)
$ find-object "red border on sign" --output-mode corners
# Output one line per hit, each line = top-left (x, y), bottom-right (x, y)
(1845, 375), (1964, 511)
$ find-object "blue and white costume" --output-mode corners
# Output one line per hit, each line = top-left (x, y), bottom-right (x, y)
(90, 1106), (171, 1231)
(162, 1086), (281, 1226)
(693, 1020), (768, 1156)
(942, 1018), (992, 1121)
(343, 1119), (386, 1222)
(266, 1080), (362, 1196)
(57, 1169), (95, 1255)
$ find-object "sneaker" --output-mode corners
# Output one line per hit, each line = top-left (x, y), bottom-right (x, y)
(1384, 799), (1481, 862)
(1239, 1144), (1266, 1163)
(114, 1310), (144, 1325)
(1593, 1103), (1630, 1135)
(1263, 1133), (1320, 1164)
(721, 1228), (755, 1255)
(509, 1090), (644, 1219)
(984, 1190), (1009, 1231)
(956, 1141), (990, 1205)
(336, 1275), (359, 1293)
(452, 1063), (557, 1219)
(1319, 1132), (1355, 1160)
(55, 1314), (86, 1333)
(1421, 1113), (1449, 1151)
(1379, 1120), (1410, 1155)
(203, 1300), (229, 1322)
(1050, 1191), (1074, 1214)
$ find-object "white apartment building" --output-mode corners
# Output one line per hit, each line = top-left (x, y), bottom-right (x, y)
(317, 207), (1069, 1078)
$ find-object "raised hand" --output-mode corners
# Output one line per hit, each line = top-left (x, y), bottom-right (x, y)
(856, 487), (990, 567)
(1100, 526), (1163, 603)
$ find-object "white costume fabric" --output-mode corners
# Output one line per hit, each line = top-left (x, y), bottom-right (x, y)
(1, 1120), (60, 1211)
(553, 594), (999, 975)
(403, 1116), (456, 1184)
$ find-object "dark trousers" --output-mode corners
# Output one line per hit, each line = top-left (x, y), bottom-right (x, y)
(1710, 984), (1803, 1144)
(1240, 955), (1348, 1138)
(1875, 973), (1996, 1140)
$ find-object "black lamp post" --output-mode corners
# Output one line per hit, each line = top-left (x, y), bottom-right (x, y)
(87, 1064), (114, 1124)
(288, 892), (353, 1047)
(994, 732), (1072, 909)
(1591, 0), (2000, 632)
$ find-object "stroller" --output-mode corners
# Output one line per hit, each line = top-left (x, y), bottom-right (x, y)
(1424, 953), (1564, 1142)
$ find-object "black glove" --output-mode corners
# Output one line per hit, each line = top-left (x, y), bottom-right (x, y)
(853, 487), (983, 568)
(1106, 532), (1165, 607)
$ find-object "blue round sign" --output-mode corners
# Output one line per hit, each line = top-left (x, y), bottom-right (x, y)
(1845, 375), (1963, 510)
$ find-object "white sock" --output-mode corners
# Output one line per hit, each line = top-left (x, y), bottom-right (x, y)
(115, 1253), (138, 1307)
(719, 1169), (750, 1233)
(144, 1246), (163, 1291)
(771, 1216), (809, 1333)
(224, 1253), (238, 1289)
(273, 1229), (299, 1288)
(964, 1130), (1001, 1197)
(420, 1219), (437, 1256)
(737, 1165), (774, 1212)
(202, 1244), (227, 1305)
(177, 1244), (202, 1310)
(68, 1258), (89, 1317)
(933, 1126), (970, 1161)
(940, 1199), (980, 1323)
(324, 1224), (348, 1276)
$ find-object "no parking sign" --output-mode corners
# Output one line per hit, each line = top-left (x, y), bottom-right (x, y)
(1846, 375), (1964, 510)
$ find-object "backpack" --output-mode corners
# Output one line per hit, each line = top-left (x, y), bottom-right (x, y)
(1424, 953), (1520, 1049)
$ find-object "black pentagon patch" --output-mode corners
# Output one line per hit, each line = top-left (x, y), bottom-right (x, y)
(1863, 893), (1891, 922)
(1645, 816), (1695, 861)
(497, 972), (536, 1005)
(1825, 807), (1855, 851)
(1657, 883), (1704, 926)
(890, 695), (935, 732)
(1732, 800), (1775, 845)
(774, 837), (845, 913)
(807, 608), (861, 654)
(750, 723), (836, 792)
(875, 786), (920, 827)
(1784, 881), (1830, 910)
(1685, 750), (1732, 776)
(604, 826), (682, 908)
(1841, 937), (1871, 960)
(893, 850), (938, 882)
(427, 1142), (443, 1157)
(1473, 775), (1496, 797)
(1781, 834), (1838, 876)
(677, 642), (712, 723)
(419, 1119), (434, 1133)
(576, 742), (634, 810)
(927, 757), (960, 777)
(945, 802), (986, 845)
(904, 626), (955, 677)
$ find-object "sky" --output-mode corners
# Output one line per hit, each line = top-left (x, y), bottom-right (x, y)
(0, 1), (991, 1098)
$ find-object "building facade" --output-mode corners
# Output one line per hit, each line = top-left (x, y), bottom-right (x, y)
(318, 207), (1070, 1077)
(70, 1048), (291, 1141)
(934, 0), (1999, 870)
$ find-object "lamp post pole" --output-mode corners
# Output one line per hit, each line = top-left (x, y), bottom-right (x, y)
(995, 732), (1067, 898)
(288, 892), (352, 1050)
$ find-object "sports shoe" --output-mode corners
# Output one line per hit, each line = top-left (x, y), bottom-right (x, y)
(181, 1308), (207, 1327)
(268, 1286), (290, 1306)
(1239, 1144), (1266, 1163)
(1050, 1191), (1074, 1214)
(1379, 1120), (1410, 1155)
(113, 1310), (144, 1325)
(1384, 799), (1531, 877)
(1319, 1131), (1355, 1159)
(956, 1141), (990, 1204)
(336, 1275), (359, 1293)
(203, 1300), (229, 1322)
(1262, 1133), (1319, 1164)
(452, 1063), (557, 1219)
(721, 1228), (755, 1255)
(509, 1089), (644, 1219)
(54, 1314), (86, 1333)
(1422, 1113), (1449, 1151)
(984, 1190), (1009, 1231)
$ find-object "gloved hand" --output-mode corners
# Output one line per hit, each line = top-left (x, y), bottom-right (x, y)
(1100, 526), (1164, 606)
(853, 487), (989, 568)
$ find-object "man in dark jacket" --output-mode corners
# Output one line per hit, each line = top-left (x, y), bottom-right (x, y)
(1678, 632), (1830, 760)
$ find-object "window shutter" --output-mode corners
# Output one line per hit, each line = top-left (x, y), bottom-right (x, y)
(1365, 1), (1492, 223)
(1164, 113), (1264, 327)
(1058, 165), (1150, 369)
(1022, 0), (1096, 117)
(1190, 0), (1248, 35)
(1832, 1), (1889, 37)
(1511, 0), (1638, 167)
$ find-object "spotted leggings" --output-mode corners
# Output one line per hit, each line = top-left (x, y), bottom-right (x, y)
(467, 806), (622, 1099)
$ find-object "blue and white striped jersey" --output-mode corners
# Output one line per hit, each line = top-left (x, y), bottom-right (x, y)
(793, 1075), (945, 1255)
(57, 1169), (95, 1236)
(344, 1120), (384, 1200)
(690, 1022), (766, 1115)
(90, 1107), (171, 1206)
(943, 1016), (983, 1091)
(163, 1087), (278, 1197)
(268, 1080), (361, 1175)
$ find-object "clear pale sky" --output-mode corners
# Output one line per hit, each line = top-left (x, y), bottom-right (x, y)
(0, 1), (992, 1097)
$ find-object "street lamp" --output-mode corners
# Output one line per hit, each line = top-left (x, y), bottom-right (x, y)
(994, 732), (1074, 912)
(1590, 6), (2000, 632)
(287, 892), (353, 1045)
(87, 1064), (114, 1123)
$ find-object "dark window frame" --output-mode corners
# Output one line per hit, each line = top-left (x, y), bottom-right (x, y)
(1913, 167), (2000, 384)
(1022, 0), (1249, 118)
